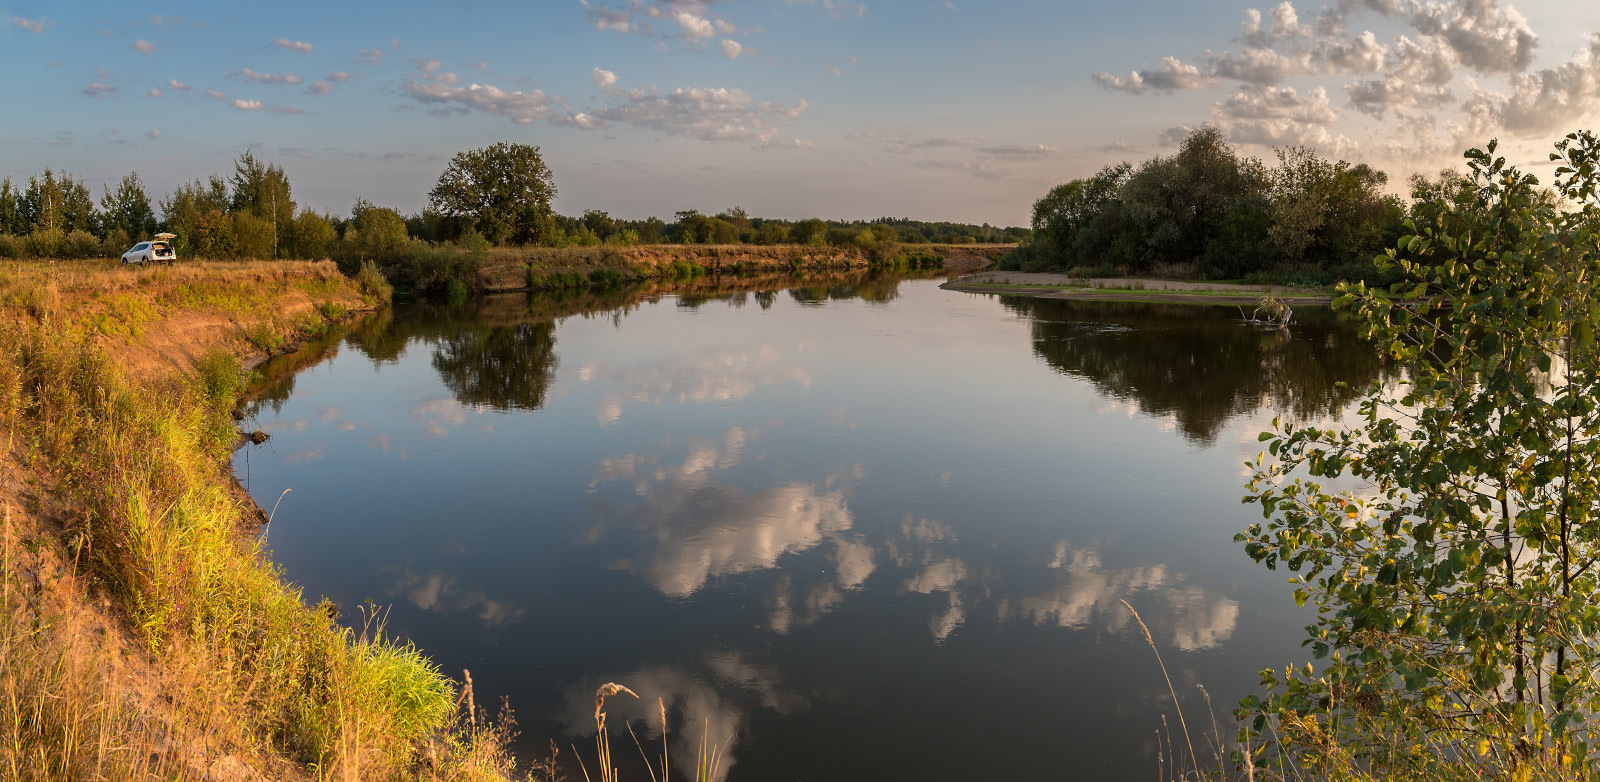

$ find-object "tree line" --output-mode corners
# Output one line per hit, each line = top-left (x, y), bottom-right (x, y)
(1004, 126), (1454, 284)
(0, 141), (1026, 289)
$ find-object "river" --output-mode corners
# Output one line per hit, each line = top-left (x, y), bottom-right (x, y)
(235, 273), (1390, 781)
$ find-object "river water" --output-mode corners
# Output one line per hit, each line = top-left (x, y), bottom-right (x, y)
(235, 274), (1389, 781)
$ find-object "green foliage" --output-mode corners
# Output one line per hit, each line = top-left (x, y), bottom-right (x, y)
(286, 209), (336, 260)
(99, 172), (157, 241)
(1017, 127), (1403, 281)
(1239, 133), (1600, 776)
(337, 200), (410, 271)
(588, 267), (625, 287)
(353, 260), (393, 304)
(61, 229), (101, 259)
(428, 141), (557, 245)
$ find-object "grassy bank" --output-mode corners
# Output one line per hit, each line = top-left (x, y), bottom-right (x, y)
(476, 243), (1011, 292)
(0, 259), (522, 780)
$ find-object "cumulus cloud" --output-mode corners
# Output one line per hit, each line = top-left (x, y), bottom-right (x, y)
(404, 79), (557, 124)
(12, 17), (46, 33)
(307, 81), (332, 94)
(719, 39), (744, 58)
(206, 88), (226, 99)
(237, 67), (302, 85)
(1317, 29), (1388, 72)
(234, 99), (262, 110)
(132, 39), (155, 55)
(583, 70), (810, 146)
(148, 87), (162, 98)
(1218, 84), (1338, 123)
(1407, 0), (1536, 73)
(1208, 46), (1310, 84)
(1463, 34), (1600, 135)
(356, 47), (383, 65)
(1240, 1), (1308, 48)
(167, 78), (189, 91)
(83, 83), (118, 99)
(327, 71), (350, 82)
(1092, 56), (1216, 93)
(146, 129), (162, 138)
(677, 11), (716, 40)
(273, 38), (313, 52)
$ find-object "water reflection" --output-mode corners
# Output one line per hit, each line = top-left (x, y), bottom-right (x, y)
(588, 427), (854, 598)
(236, 278), (1367, 781)
(432, 322), (559, 411)
(1002, 297), (1392, 444)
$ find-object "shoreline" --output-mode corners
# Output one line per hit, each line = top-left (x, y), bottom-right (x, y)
(939, 271), (1334, 305)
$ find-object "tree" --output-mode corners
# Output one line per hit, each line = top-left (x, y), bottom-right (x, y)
(286, 209), (337, 259)
(226, 151), (295, 257)
(340, 199), (410, 267)
(160, 176), (231, 256)
(1239, 134), (1600, 776)
(100, 172), (157, 243)
(428, 142), (557, 245)
(0, 178), (21, 235)
(790, 218), (827, 246)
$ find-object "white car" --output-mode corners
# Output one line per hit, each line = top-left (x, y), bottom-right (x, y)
(121, 233), (177, 265)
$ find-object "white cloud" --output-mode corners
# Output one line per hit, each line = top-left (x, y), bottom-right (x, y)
(1208, 46), (1309, 84)
(593, 67), (618, 89)
(1407, 0), (1536, 74)
(719, 39), (743, 58)
(148, 87), (162, 98)
(327, 71), (350, 82)
(12, 17), (46, 33)
(132, 39), (155, 55)
(234, 99), (262, 110)
(1463, 34), (1600, 135)
(206, 88), (226, 99)
(584, 71), (810, 146)
(715, 18), (736, 34)
(146, 129), (162, 139)
(83, 83), (118, 99)
(273, 38), (314, 52)
(1241, 1), (1308, 48)
(1317, 29), (1388, 72)
(1218, 84), (1337, 124)
(1092, 56), (1216, 93)
(356, 47), (383, 65)
(237, 68), (302, 85)
(403, 80), (557, 124)
(677, 11), (716, 40)
(167, 78), (189, 91)
(307, 81), (332, 94)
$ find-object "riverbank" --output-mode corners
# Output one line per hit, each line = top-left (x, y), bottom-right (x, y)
(477, 242), (1011, 291)
(941, 270), (1334, 305)
(0, 259), (515, 780)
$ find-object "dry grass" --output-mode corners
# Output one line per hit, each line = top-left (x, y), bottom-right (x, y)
(0, 259), (537, 781)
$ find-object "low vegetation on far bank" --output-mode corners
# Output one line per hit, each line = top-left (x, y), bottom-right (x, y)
(1003, 126), (1441, 287)
(0, 142), (1023, 300)
(0, 259), (531, 780)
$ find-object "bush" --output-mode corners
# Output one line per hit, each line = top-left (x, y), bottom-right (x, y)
(588, 268), (625, 287)
(353, 260), (393, 304)
(62, 230), (102, 259)
(23, 229), (64, 259)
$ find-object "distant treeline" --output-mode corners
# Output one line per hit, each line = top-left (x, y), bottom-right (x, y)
(1004, 127), (1453, 284)
(0, 148), (1026, 294)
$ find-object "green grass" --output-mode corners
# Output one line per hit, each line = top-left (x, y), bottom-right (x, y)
(0, 259), (522, 780)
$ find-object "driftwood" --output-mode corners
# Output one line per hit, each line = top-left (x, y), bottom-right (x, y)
(1239, 294), (1293, 327)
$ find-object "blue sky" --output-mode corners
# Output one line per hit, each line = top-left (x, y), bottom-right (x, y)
(5, 0), (1600, 225)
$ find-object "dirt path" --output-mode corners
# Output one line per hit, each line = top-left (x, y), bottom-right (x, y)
(940, 271), (1333, 305)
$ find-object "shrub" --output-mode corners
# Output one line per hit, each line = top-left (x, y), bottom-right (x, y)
(588, 268), (625, 287)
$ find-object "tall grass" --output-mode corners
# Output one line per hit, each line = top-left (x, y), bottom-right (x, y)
(0, 259), (529, 780)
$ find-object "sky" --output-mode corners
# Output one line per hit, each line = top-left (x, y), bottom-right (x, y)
(4, 0), (1600, 226)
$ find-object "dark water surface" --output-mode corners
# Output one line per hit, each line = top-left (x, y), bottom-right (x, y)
(236, 276), (1389, 781)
